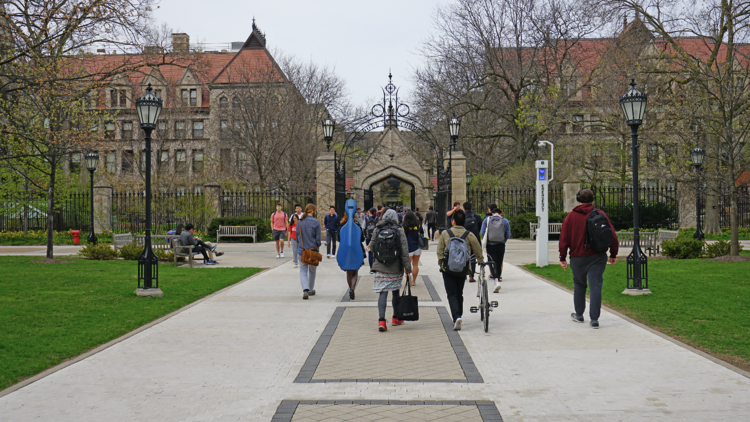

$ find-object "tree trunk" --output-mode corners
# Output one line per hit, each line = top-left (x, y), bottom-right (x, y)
(730, 189), (740, 256)
(23, 179), (29, 236)
(46, 163), (56, 259)
(703, 187), (722, 234)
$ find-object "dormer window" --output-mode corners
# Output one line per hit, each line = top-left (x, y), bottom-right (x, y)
(182, 89), (197, 106)
(232, 97), (240, 108)
(219, 97), (228, 108)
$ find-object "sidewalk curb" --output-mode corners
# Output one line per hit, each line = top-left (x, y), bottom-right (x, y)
(516, 264), (750, 380)
(0, 266), (273, 399)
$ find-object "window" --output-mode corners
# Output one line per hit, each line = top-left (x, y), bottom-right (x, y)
(110, 90), (117, 108)
(158, 150), (169, 173)
(220, 120), (229, 136)
(175, 149), (186, 172)
(69, 153), (81, 174)
(181, 89), (189, 106)
(563, 80), (577, 97)
(237, 151), (247, 172)
(220, 149), (231, 172)
(122, 122), (133, 139)
(193, 121), (204, 138)
(590, 115), (602, 132)
(647, 145), (659, 164)
(572, 115), (584, 133)
(232, 97), (240, 108)
(122, 150), (134, 173)
(192, 149), (204, 173)
(233, 120), (243, 132)
(175, 121), (185, 138)
(157, 121), (166, 137)
(219, 97), (228, 108)
(105, 122), (115, 139)
(119, 89), (127, 107)
(106, 152), (116, 173)
(181, 89), (197, 106)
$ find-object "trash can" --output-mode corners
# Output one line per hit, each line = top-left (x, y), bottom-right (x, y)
(71, 230), (81, 245)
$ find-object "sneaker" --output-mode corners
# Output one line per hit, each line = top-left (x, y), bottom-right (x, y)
(331, 254), (336, 258)
(327, 254), (331, 259)
(378, 320), (387, 331)
(493, 282), (501, 293)
(309, 290), (316, 296)
(498, 276), (502, 282)
(303, 290), (309, 300)
(369, 270), (375, 274)
(294, 264), (298, 268)
(453, 318), (462, 330)
(280, 252), (284, 258)
(276, 254), (280, 259)
(205, 260), (217, 265)
(216, 252), (225, 257)
(571, 313), (584, 323)
(392, 317), (404, 326)
(209, 245), (217, 252)
(469, 277), (476, 283)
(590, 320), (600, 329)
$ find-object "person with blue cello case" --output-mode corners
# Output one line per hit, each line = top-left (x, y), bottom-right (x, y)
(337, 199), (366, 300)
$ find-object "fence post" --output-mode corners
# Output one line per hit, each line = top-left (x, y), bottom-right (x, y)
(563, 179), (580, 212)
(317, 152), (336, 228)
(204, 180), (222, 218)
(93, 180), (112, 233)
(677, 181), (696, 229)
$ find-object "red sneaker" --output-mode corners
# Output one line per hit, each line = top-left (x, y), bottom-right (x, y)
(378, 320), (387, 331)
(392, 318), (404, 326)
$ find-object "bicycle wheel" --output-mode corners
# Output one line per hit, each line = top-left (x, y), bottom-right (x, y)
(480, 282), (484, 322)
(483, 279), (490, 332)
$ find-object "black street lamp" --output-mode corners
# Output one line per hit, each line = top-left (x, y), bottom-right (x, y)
(85, 151), (99, 245)
(619, 79), (649, 293)
(322, 114), (334, 152)
(135, 83), (163, 295)
(690, 146), (705, 240)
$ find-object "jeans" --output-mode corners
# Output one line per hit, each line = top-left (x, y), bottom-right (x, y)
(486, 243), (506, 279)
(291, 239), (299, 264)
(326, 231), (338, 255)
(194, 240), (214, 262)
(442, 272), (466, 322)
(378, 290), (401, 320)
(368, 250), (374, 268)
(570, 252), (608, 321)
(300, 262), (317, 291)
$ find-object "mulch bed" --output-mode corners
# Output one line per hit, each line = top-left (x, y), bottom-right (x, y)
(703, 255), (750, 262)
(31, 258), (74, 264)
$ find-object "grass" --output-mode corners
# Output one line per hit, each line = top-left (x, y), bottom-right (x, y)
(0, 256), (261, 390)
(524, 259), (750, 371)
(679, 227), (750, 240)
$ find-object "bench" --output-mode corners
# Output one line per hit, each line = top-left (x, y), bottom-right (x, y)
(616, 230), (677, 256)
(530, 223), (563, 240)
(217, 225), (257, 243)
(113, 233), (133, 249)
(171, 237), (203, 268)
(134, 235), (178, 250)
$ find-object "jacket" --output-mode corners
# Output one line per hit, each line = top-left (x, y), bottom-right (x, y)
(370, 209), (412, 274)
(480, 215), (511, 245)
(324, 213), (340, 232)
(297, 215), (322, 257)
(403, 225), (422, 253)
(437, 225), (484, 272)
(559, 202), (619, 260)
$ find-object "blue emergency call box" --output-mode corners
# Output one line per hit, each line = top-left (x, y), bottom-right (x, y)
(538, 168), (546, 181)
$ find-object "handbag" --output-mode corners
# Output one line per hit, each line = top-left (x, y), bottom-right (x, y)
(299, 223), (322, 266)
(418, 230), (429, 250)
(395, 275), (419, 321)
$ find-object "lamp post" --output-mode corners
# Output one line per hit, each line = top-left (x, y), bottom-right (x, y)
(690, 147), (705, 240)
(619, 79), (650, 294)
(322, 114), (334, 152)
(135, 83), (163, 296)
(448, 115), (460, 227)
(85, 151), (99, 245)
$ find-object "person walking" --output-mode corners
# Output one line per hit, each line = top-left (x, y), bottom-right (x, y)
(425, 206), (438, 240)
(324, 206), (340, 258)
(481, 208), (511, 292)
(297, 204), (322, 300)
(337, 200), (366, 300)
(402, 211), (423, 286)
(370, 209), (412, 331)
(287, 213), (301, 268)
(559, 189), (619, 329)
(463, 202), (482, 283)
(271, 204), (288, 258)
(437, 210), (484, 330)
(364, 207), (377, 273)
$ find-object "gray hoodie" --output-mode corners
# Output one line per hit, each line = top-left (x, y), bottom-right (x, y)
(370, 209), (412, 274)
(296, 213), (322, 256)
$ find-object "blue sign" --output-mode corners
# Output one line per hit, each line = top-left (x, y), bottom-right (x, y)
(538, 168), (546, 181)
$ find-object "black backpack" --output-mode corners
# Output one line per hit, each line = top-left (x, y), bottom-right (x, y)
(364, 217), (377, 242)
(373, 224), (401, 265)
(585, 209), (614, 253)
(464, 212), (480, 238)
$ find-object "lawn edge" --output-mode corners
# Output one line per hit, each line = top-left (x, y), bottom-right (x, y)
(516, 264), (750, 380)
(0, 266), (270, 399)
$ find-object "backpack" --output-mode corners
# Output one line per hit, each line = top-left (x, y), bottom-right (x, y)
(486, 217), (506, 243)
(364, 216), (377, 242)
(585, 209), (614, 253)
(443, 229), (471, 275)
(464, 212), (480, 237)
(373, 224), (401, 265)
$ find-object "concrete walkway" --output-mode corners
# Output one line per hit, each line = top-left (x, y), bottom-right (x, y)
(1, 240), (749, 421)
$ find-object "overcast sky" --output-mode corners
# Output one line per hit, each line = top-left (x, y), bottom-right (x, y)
(152, 0), (450, 108)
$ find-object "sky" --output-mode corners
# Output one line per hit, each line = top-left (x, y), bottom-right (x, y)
(152, 0), (451, 108)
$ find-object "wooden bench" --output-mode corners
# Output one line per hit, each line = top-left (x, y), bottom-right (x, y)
(113, 233), (133, 249)
(615, 231), (678, 256)
(171, 237), (204, 268)
(217, 225), (257, 243)
(530, 223), (563, 240)
(134, 235), (178, 250)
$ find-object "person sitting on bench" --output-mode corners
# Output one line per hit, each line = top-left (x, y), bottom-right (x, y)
(180, 224), (218, 265)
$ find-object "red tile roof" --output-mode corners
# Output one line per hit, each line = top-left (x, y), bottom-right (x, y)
(736, 171), (750, 186)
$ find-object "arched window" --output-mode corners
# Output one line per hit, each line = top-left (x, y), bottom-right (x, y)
(232, 97), (240, 108)
(219, 97), (228, 108)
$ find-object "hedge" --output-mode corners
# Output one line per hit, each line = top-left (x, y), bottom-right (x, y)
(207, 217), (272, 243)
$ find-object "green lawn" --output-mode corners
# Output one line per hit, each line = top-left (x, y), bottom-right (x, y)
(524, 259), (750, 370)
(0, 257), (260, 390)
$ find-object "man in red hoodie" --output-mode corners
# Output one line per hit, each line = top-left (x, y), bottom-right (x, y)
(559, 189), (619, 329)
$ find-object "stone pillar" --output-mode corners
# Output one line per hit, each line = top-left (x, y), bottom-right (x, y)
(563, 179), (581, 212)
(678, 181), (697, 228)
(445, 150), (467, 206)
(316, 152), (336, 228)
(93, 180), (112, 233)
(203, 180), (222, 218)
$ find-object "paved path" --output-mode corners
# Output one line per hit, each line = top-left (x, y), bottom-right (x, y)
(1, 241), (750, 421)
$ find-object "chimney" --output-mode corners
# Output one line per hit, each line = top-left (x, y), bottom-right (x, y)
(172, 33), (190, 54)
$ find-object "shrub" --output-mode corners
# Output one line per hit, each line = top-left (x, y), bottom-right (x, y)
(661, 236), (704, 259)
(207, 217), (272, 242)
(704, 239), (744, 258)
(508, 211), (568, 238)
(78, 243), (119, 260)
(119, 242), (142, 260)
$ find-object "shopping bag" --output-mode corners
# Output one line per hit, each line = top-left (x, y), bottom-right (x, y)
(395, 275), (419, 321)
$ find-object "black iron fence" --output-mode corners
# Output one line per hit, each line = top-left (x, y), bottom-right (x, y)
(111, 191), (215, 234)
(467, 187), (564, 217)
(221, 190), (317, 219)
(717, 185), (750, 229)
(0, 192), (91, 232)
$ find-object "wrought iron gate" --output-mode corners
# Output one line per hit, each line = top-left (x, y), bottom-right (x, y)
(334, 152), (347, 216)
(436, 160), (451, 231)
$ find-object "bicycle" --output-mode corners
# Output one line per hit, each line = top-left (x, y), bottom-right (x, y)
(469, 259), (498, 333)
